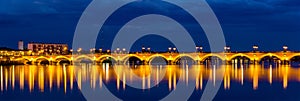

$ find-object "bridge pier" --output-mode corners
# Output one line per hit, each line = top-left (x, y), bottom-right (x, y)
(49, 61), (53, 65)
(31, 61), (36, 65)
(143, 60), (149, 65)
(225, 60), (231, 65)
(196, 60), (201, 65)
(168, 60), (174, 65)
(282, 60), (290, 65)
(252, 60), (259, 65)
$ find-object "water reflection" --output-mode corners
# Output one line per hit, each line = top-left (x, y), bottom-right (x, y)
(0, 64), (299, 93)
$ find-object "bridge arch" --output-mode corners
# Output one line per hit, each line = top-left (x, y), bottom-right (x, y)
(173, 54), (197, 61)
(288, 53), (300, 60)
(228, 53), (253, 61)
(34, 56), (51, 65)
(146, 54), (169, 65)
(34, 56), (51, 61)
(73, 55), (94, 63)
(122, 54), (144, 65)
(97, 55), (118, 63)
(257, 53), (283, 61)
(121, 54), (144, 61)
(14, 57), (33, 65)
(200, 54), (226, 62)
(55, 56), (71, 61)
(55, 56), (72, 65)
(173, 54), (197, 65)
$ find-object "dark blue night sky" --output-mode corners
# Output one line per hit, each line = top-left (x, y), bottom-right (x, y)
(0, 0), (300, 52)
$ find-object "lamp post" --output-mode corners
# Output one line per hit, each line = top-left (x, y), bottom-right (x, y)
(199, 46), (203, 53)
(173, 48), (177, 53)
(224, 46), (230, 53)
(90, 49), (93, 53)
(77, 48), (82, 53)
(142, 46), (146, 53)
(122, 48), (126, 54)
(147, 47), (151, 53)
(70, 49), (73, 54)
(116, 48), (120, 54)
(253, 45), (259, 52)
(283, 45), (288, 52)
(196, 46), (203, 52)
(168, 47), (172, 53)
(99, 48), (102, 53)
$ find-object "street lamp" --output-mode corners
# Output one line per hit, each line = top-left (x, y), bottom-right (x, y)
(283, 45), (288, 52)
(122, 48), (126, 54)
(77, 48), (82, 53)
(173, 47), (177, 52)
(99, 48), (102, 53)
(224, 46), (230, 52)
(253, 45), (259, 52)
(147, 47), (151, 53)
(168, 47), (172, 52)
(116, 48), (120, 54)
(199, 46), (203, 52)
(142, 46), (145, 52)
(196, 46), (203, 52)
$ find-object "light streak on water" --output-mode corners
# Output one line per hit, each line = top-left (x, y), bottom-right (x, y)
(0, 64), (298, 93)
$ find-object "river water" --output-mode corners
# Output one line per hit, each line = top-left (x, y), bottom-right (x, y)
(0, 64), (299, 101)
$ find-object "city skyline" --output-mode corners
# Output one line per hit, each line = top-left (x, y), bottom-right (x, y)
(0, 0), (299, 51)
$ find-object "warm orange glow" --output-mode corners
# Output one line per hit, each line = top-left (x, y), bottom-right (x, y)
(269, 67), (273, 84)
(0, 64), (298, 92)
(19, 67), (24, 90)
(1, 66), (3, 92)
(78, 70), (82, 90)
(69, 67), (74, 91)
(63, 66), (67, 93)
(48, 66), (54, 91)
(283, 66), (289, 89)
(253, 66), (259, 90)
(12, 66), (15, 90)
(123, 72), (126, 90)
(29, 66), (35, 92)
(38, 67), (44, 92)
(173, 73), (176, 90)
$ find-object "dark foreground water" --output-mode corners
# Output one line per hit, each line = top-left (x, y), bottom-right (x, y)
(0, 64), (300, 101)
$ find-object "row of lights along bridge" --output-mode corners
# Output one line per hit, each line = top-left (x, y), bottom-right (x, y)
(70, 45), (289, 54)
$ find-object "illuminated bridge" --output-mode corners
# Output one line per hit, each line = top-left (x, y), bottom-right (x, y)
(9, 51), (300, 65)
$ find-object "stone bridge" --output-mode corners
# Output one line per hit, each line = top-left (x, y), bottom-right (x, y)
(10, 51), (300, 65)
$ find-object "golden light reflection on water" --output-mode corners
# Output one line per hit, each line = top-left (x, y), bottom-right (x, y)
(0, 64), (299, 93)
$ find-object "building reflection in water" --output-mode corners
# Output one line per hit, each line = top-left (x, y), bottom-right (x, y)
(0, 64), (299, 93)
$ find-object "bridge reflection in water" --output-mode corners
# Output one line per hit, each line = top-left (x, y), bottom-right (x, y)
(0, 64), (299, 93)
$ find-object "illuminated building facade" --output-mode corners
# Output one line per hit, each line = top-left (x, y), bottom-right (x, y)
(18, 40), (24, 50)
(27, 42), (68, 55)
